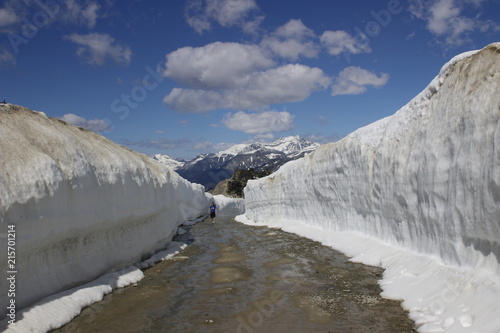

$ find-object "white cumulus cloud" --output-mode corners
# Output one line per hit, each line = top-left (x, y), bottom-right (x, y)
(2, 0), (101, 28)
(320, 30), (372, 56)
(185, 0), (259, 34)
(0, 7), (18, 26)
(164, 63), (331, 113)
(194, 140), (235, 152)
(222, 110), (294, 134)
(409, 0), (499, 46)
(163, 88), (222, 114)
(261, 19), (319, 60)
(227, 64), (331, 107)
(64, 33), (132, 66)
(331, 66), (389, 96)
(162, 42), (274, 89)
(60, 113), (111, 132)
(63, 0), (100, 28)
(0, 49), (16, 68)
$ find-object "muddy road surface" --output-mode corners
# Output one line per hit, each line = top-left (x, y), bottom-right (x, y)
(53, 217), (416, 333)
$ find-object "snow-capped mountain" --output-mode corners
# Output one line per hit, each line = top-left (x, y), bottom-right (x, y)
(264, 135), (319, 157)
(154, 136), (319, 190)
(151, 154), (187, 170)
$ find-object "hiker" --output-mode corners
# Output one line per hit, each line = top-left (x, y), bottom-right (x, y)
(208, 202), (217, 223)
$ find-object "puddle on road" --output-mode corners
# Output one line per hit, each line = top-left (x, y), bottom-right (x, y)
(209, 266), (251, 284)
(265, 274), (313, 287)
(212, 243), (248, 264)
(264, 254), (297, 268)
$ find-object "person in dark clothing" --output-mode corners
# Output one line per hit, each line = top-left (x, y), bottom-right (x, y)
(208, 202), (217, 223)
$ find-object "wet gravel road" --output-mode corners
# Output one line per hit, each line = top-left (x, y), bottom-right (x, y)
(53, 216), (416, 333)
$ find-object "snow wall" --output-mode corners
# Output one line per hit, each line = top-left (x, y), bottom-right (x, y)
(212, 194), (245, 217)
(239, 43), (500, 332)
(0, 105), (210, 321)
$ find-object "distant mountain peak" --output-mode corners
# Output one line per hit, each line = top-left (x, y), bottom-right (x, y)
(152, 154), (187, 170)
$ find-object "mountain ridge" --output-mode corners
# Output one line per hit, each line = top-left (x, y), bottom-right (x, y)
(153, 135), (319, 189)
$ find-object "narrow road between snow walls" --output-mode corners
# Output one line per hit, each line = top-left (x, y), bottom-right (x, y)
(52, 216), (416, 333)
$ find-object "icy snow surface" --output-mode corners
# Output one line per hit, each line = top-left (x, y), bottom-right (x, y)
(238, 43), (500, 332)
(0, 105), (210, 330)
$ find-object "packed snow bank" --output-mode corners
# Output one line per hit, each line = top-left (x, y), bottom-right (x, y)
(211, 194), (245, 217)
(0, 105), (209, 325)
(239, 43), (500, 332)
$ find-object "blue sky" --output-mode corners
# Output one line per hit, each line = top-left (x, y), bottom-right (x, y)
(1, 0), (499, 159)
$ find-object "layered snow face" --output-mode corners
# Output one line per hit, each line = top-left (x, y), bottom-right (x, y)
(0, 105), (209, 320)
(241, 43), (500, 331)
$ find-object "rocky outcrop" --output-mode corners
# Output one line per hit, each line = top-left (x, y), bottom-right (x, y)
(212, 168), (271, 197)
